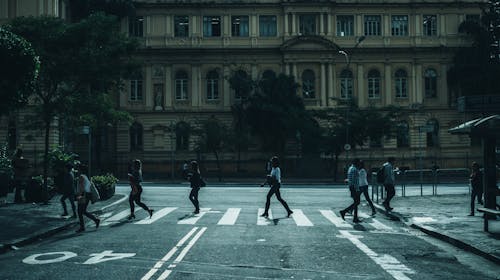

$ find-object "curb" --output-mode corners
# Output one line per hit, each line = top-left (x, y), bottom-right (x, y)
(374, 203), (500, 265)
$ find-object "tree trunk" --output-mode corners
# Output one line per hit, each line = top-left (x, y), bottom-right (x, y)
(42, 120), (50, 203)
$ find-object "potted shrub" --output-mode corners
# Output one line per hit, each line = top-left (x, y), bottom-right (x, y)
(91, 173), (118, 200)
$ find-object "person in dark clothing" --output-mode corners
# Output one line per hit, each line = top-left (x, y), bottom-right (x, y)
(358, 160), (376, 216)
(260, 156), (293, 218)
(60, 164), (76, 217)
(382, 157), (396, 211)
(469, 162), (483, 216)
(188, 161), (203, 214)
(340, 158), (361, 223)
(128, 159), (154, 220)
(11, 148), (29, 203)
(75, 164), (100, 233)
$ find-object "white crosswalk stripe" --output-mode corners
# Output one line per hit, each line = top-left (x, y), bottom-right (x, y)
(217, 208), (241, 225)
(135, 207), (178, 225)
(98, 207), (396, 230)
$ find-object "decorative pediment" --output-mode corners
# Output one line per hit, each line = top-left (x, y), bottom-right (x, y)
(280, 35), (340, 52)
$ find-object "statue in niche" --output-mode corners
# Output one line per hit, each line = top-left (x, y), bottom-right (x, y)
(154, 84), (163, 110)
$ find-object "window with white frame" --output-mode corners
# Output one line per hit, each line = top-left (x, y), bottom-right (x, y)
(391, 15), (408, 36)
(130, 72), (143, 101)
(337, 15), (354, 36)
(424, 68), (437, 98)
(423, 15), (437, 36)
(175, 70), (188, 100)
(364, 15), (381, 36)
(232, 16), (249, 37)
(367, 69), (381, 99)
(259, 15), (277, 37)
(206, 70), (219, 100)
(203, 16), (221, 37)
(174, 15), (189, 37)
(299, 14), (317, 35)
(302, 69), (316, 98)
(340, 69), (353, 99)
(129, 16), (143, 37)
(395, 69), (408, 98)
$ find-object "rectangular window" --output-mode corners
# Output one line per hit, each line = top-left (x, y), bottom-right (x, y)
(259, 15), (277, 37)
(129, 16), (144, 37)
(231, 16), (249, 37)
(203, 16), (221, 37)
(395, 78), (407, 98)
(337, 15), (354, 36)
(299, 14), (317, 35)
(340, 78), (353, 99)
(130, 80), (143, 101)
(368, 78), (380, 98)
(391, 15), (408, 36)
(174, 16), (189, 37)
(465, 14), (480, 23)
(423, 15), (437, 36)
(175, 79), (188, 100)
(364, 15), (381, 36)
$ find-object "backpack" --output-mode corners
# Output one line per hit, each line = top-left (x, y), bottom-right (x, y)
(376, 166), (385, 184)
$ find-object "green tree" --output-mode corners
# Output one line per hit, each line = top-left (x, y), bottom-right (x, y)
(194, 116), (228, 181)
(5, 14), (137, 200)
(448, 2), (500, 96)
(0, 28), (39, 116)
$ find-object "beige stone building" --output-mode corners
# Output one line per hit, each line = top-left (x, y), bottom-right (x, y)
(0, 0), (487, 178)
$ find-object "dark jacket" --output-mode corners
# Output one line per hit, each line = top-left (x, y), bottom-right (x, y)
(189, 172), (202, 188)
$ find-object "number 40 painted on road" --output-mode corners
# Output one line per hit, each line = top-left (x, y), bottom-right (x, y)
(23, 250), (136, 265)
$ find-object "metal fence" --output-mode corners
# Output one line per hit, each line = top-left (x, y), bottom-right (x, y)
(370, 168), (471, 202)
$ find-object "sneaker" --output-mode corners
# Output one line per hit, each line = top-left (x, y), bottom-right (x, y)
(339, 210), (346, 221)
(371, 210), (377, 216)
(148, 209), (154, 219)
(95, 219), (100, 229)
(193, 210), (200, 214)
(61, 213), (68, 217)
(287, 210), (294, 217)
(75, 228), (85, 233)
(260, 213), (268, 218)
(127, 214), (135, 220)
(468, 213), (474, 216)
(353, 218), (361, 223)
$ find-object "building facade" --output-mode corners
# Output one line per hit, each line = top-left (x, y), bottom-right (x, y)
(0, 0), (487, 178)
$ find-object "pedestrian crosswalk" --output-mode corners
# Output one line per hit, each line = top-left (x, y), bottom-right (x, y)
(98, 206), (395, 231)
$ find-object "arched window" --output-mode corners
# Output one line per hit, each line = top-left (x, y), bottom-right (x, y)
(234, 70), (249, 99)
(302, 69), (315, 98)
(206, 70), (219, 100)
(130, 122), (143, 151)
(367, 69), (380, 99)
(426, 119), (439, 147)
(395, 69), (408, 98)
(340, 69), (353, 99)
(397, 121), (409, 147)
(8, 120), (17, 150)
(424, 68), (437, 98)
(175, 70), (188, 100)
(176, 122), (190, 151)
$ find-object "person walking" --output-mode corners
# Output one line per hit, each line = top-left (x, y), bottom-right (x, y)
(469, 161), (483, 216)
(11, 148), (29, 203)
(60, 163), (76, 218)
(382, 157), (396, 211)
(340, 158), (361, 223)
(75, 164), (100, 233)
(260, 156), (293, 218)
(188, 161), (203, 214)
(358, 160), (376, 216)
(128, 159), (154, 220)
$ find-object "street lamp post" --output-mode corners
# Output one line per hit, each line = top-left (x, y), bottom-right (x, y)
(338, 36), (365, 166)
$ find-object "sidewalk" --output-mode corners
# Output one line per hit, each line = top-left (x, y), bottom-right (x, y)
(0, 192), (126, 254)
(0, 188), (498, 266)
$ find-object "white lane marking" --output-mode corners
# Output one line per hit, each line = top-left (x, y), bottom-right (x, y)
(257, 208), (273, 225)
(172, 227), (207, 264)
(156, 270), (172, 280)
(100, 195), (128, 211)
(358, 212), (394, 231)
(101, 208), (139, 226)
(217, 208), (241, 225)
(320, 210), (352, 228)
(141, 227), (199, 280)
(291, 209), (313, 226)
(135, 207), (177, 225)
(177, 208), (211, 224)
(339, 230), (415, 280)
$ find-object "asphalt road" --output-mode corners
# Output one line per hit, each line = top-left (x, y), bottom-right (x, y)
(0, 185), (497, 280)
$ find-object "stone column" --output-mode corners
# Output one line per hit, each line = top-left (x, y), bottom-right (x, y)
(292, 63), (298, 81)
(321, 63), (327, 106)
(165, 65), (173, 108)
(327, 13), (333, 36)
(292, 13), (297, 35)
(328, 63), (335, 105)
(223, 64), (231, 108)
(384, 63), (392, 106)
(415, 64), (423, 103)
(191, 65), (200, 107)
(145, 65), (153, 108)
(320, 13), (325, 35)
(284, 13), (289, 36)
(356, 64), (364, 105)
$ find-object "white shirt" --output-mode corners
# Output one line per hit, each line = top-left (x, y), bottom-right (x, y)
(270, 167), (281, 183)
(358, 168), (368, 186)
(79, 174), (91, 193)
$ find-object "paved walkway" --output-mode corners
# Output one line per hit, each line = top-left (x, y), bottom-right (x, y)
(0, 186), (498, 265)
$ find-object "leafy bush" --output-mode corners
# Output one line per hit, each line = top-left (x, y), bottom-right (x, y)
(48, 147), (79, 171)
(91, 173), (119, 188)
(0, 143), (13, 177)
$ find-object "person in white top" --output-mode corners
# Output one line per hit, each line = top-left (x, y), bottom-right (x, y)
(260, 156), (293, 218)
(75, 164), (100, 233)
(358, 160), (376, 216)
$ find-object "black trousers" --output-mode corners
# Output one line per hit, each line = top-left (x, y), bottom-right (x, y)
(359, 185), (375, 212)
(129, 187), (150, 213)
(189, 187), (200, 211)
(383, 184), (395, 206)
(470, 187), (483, 214)
(263, 184), (292, 214)
(343, 186), (361, 219)
(61, 193), (76, 215)
(78, 193), (98, 229)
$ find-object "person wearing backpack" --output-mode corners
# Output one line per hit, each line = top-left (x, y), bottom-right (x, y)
(381, 157), (396, 211)
(340, 158), (361, 223)
(75, 164), (100, 233)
